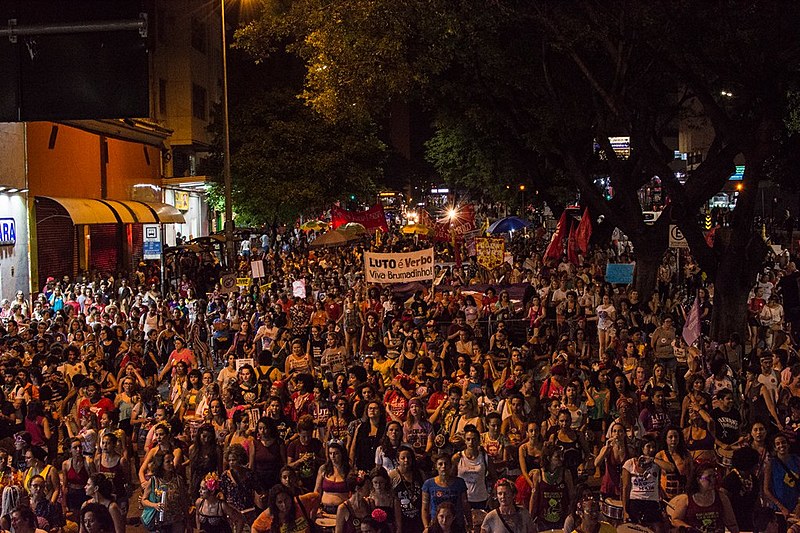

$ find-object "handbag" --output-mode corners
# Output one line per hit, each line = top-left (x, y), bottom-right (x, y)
(140, 477), (161, 531)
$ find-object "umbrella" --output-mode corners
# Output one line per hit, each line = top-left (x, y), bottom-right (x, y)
(488, 216), (530, 234)
(337, 222), (367, 237)
(401, 223), (432, 236)
(310, 230), (351, 248)
(300, 220), (328, 232)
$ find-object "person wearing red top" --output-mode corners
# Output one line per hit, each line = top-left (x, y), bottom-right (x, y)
(159, 337), (197, 381)
(78, 380), (115, 421)
(324, 294), (343, 323)
(748, 286), (767, 343)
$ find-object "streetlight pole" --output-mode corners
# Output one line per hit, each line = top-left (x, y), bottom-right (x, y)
(221, 0), (235, 269)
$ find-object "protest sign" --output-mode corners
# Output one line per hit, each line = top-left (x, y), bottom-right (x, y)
(292, 279), (307, 298)
(475, 237), (505, 270)
(330, 203), (389, 232)
(364, 248), (435, 283)
(605, 263), (635, 284)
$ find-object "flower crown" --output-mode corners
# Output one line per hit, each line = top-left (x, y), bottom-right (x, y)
(203, 472), (220, 492)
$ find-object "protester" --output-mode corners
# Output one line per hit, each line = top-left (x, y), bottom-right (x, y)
(11, 206), (800, 533)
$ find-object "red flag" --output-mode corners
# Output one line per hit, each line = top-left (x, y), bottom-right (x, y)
(567, 222), (579, 265)
(330, 203), (389, 232)
(682, 296), (701, 346)
(544, 211), (568, 260)
(705, 226), (718, 248)
(575, 207), (593, 253)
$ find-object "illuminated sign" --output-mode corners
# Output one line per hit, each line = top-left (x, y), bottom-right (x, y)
(0, 218), (15, 246)
(729, 165), (745, 181)
(594, 136), (630, 159)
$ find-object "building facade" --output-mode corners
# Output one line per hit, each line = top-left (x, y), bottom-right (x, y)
(0, 1), (229, 298)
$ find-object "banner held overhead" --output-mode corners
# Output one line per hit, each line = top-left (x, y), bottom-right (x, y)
(364, 248), (435, 283)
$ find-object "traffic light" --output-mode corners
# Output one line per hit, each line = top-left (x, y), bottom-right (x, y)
(349, 194), (356, 201)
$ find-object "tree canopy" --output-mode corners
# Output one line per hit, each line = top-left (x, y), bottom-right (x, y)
(237, 0), (800, 338)
(206, 85), (385, 226)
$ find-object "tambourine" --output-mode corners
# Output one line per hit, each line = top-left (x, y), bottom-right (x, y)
(434, 433), (447, 448)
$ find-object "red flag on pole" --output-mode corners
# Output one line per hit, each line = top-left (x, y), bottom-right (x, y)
(544, 211), (568, 260)
(575, 208), (593, 253)
(682, 296), (701, 346)
(567, 222), (579, 265)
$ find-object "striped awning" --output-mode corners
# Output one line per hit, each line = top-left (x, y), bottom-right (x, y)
(39, 196), (185, 224)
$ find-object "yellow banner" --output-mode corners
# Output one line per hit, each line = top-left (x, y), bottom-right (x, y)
(475, 237), (505, 270)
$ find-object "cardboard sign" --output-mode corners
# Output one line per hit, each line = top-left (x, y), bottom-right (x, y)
(605, 263), (635, 284)
(251, 260), (265, 278)
(220, 273), (238, 294)
(364, 248), (435, 283)
(292, 279), (307, 298)
(236, 358), (255, 371)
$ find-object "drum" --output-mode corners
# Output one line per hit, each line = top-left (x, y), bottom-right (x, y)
(315, 515), (336, 533)
(715, 444), (735, 467)
(601, 497), (624, 522)
(471, 509), (487, 533)
(617, 524), (654, 533)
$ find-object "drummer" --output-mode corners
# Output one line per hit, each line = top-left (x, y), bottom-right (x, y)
(568, 495), (615, 533)
(667, 465), (739, 533)
(621, 436), (667, 533)
(698, 388), (745, 470)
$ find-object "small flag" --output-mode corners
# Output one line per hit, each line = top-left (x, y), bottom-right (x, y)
(682, 296), (701, 346)
(575, 207), (593, 253)
(544, 211), (568, 260)
(567, 222), (579, 265)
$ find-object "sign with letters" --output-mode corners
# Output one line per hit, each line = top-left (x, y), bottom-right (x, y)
(364, 248), (435, 283)
(0, 218), (16, 246)
(669, 225), (688, 249)
(475, 237), (505, 270)
(142, 224), (162, 259)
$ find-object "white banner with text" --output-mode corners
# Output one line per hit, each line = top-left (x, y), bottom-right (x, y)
(364, 248), (435, 283)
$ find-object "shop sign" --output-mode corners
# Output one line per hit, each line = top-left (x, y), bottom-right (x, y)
(0, 218), (15, 246)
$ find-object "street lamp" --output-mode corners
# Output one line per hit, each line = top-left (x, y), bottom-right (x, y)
(221, 0), (235, 268)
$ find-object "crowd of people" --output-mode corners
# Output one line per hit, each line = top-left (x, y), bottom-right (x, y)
(0, 222), (795, 533)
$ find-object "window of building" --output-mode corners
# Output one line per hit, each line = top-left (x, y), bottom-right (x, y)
(192, 84), (207, 120)
(159, 79), (167, 116)
(191, 17), (206, 53)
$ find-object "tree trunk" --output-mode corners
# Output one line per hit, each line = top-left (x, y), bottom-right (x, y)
(709, 230), (769, 342)
(629, 224), (668, 304)
(633, 256), (660, 305)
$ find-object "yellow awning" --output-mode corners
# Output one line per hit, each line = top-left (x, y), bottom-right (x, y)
(40, 197), (185, 224)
